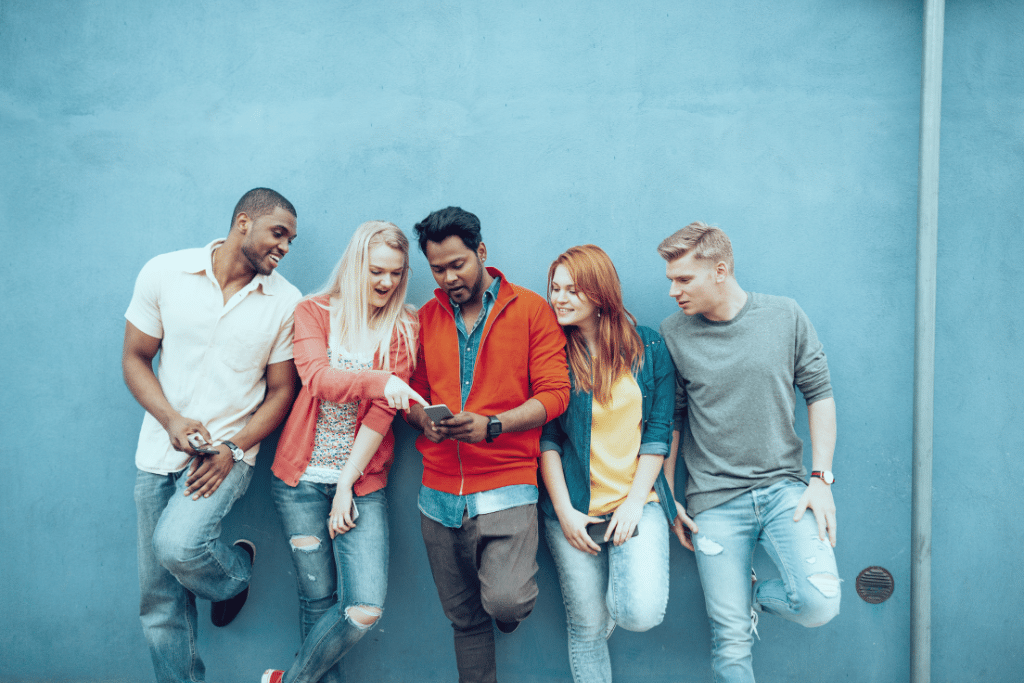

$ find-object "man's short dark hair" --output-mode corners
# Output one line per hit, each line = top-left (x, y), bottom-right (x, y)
(231, 188), (296, 230)
(412, 206), (482, 254)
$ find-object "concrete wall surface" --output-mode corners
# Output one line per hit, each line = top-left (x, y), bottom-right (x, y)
(1, 1), (1021, 681)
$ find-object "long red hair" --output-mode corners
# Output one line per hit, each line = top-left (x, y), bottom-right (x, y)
(547, 245), (643, 405)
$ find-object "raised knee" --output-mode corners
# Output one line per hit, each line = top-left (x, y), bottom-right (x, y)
(799, 572), (841, 626)
(345, 604), (382, 630)
(482, 589), (536, 624)
(616, 611), (665, 633)
(152, 531), (197, 574)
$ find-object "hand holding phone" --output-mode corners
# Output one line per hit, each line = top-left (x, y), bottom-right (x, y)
(187, 432), (220, 456)
(586, 520), (640, 545)
(423, 404), (455, 424)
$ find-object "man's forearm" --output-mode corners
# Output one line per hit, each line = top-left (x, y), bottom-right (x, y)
(495, 397), (548, 433)
(808, 397), (837, 470)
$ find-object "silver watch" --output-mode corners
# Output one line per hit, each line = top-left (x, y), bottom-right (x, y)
(221, 440), (245, 462)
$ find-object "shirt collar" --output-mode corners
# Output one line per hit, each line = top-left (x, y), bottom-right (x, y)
(452, 274), (502, 311)
(184, 239), (280, 295)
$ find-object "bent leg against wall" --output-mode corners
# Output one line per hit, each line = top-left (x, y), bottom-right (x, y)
(150, 462), (255, 603)
(755, 481), (840, 628)
(477, 504), (539, 628)
(606, 501), (669, 633)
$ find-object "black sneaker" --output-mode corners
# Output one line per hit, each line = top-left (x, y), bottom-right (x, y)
(495, 618), (520, 634)
(211, 539), (255, 627)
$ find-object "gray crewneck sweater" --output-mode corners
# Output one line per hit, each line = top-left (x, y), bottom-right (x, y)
(659, 292), (833, 516)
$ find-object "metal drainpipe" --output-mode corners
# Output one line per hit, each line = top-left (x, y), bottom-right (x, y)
(913, 1), (944, 682)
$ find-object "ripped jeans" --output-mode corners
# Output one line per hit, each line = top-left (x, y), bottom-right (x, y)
(692, 480), (840, 683)
(544, 501), (669, 683)
(271, 477), (388, 683)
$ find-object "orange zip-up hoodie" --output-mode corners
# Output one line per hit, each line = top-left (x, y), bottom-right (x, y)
(410, 268), (570, 495)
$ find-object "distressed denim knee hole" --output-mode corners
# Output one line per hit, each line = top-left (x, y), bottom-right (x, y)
(697, 536), (724, 555)
(807, 572), (840, 599)
(345, 604), (382, 629)
(289, 535), (321, 552)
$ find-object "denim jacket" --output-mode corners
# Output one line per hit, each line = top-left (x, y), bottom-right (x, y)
(539, 325), (678, 523)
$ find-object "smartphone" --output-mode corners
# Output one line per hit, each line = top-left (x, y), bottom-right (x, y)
(351, 500), (359, 522)
(586, 520), (640, 545)
(187, 432), (219, 456)
(423, 404), (455, 424)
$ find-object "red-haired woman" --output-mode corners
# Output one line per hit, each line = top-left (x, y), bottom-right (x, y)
(540, 244), (695, 683)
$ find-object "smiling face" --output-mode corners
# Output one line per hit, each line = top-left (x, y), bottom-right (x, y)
(424, 234), (488, 307)
(239, 206), (297, 275)
(666, 251), (723, 317)
(549, 264), (598, 330)
(367, 242), (406, 311)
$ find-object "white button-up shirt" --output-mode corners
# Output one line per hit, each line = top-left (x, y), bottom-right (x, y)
(125, 239), (302, 474)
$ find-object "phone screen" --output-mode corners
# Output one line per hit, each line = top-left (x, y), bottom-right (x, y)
(423, 404), (455, 423)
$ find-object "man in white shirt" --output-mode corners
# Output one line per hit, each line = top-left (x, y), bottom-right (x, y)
(122, 188), (302, 683)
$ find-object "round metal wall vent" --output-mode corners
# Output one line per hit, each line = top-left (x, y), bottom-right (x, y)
(855, 566), (895, 604)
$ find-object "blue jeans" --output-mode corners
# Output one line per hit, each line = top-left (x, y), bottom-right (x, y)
(544, 502), (669, 683)
(135, 463), (255, 683)
(271, 478), (389, 683)
(692, 480), (841, 683)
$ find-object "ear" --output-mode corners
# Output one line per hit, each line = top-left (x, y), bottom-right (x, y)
(714, 261), (729, 283)
(477, 242), (487, 263)
(233, 212), (251, 235)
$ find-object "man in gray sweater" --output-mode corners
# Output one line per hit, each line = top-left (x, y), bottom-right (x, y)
(658, 222), (839, 683)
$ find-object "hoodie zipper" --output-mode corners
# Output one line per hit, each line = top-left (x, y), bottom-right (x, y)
(439, 285), (516, 497)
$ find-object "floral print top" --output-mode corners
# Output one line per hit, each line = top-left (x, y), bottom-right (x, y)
(301, 348), (374, 484)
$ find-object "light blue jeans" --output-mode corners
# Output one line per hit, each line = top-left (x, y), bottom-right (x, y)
(135, 462), (255, 683)
(270, 478), (389, 683)
(692, 480), (841, 683)
(544, 501), (670, 683)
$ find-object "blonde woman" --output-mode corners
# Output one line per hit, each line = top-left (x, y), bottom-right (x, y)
(263, 221), (424, 683)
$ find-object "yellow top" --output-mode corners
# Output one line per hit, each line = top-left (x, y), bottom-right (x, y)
(588, 372), (659, 515)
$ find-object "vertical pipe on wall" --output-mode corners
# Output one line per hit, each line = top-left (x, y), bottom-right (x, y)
(913, 1), (944, 682)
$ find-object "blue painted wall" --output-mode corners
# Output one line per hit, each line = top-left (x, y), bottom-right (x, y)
(1, 1), (1021, 681)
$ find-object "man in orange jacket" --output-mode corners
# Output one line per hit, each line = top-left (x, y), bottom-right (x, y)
(406, 206), (570, 683)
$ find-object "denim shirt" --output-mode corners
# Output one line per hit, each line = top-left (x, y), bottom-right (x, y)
(454, 276), (502, 409)
(539, 325), (681, 523)
(419, 276), (539, 528)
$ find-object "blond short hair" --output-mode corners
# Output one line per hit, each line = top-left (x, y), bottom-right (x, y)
(656, 222), (734, 274)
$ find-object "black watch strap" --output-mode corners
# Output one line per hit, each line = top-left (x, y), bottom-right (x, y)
(485, 415), (502, 443)
(222, 440), (245, 462)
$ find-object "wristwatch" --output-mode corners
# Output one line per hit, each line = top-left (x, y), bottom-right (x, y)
(221, 441), (245, 462)
(485, 415), (502, 443)
(811, 470), (835, 485)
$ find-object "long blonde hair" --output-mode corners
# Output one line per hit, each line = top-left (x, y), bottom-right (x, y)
(547, 245), (643, 405)
(310, 221), (417, 371)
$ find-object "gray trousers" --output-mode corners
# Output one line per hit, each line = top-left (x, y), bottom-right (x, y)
(421, 505), (540, 683)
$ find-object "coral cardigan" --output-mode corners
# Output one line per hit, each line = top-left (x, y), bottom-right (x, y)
(409, 268), (570, 496)
(272, 295), (416, 494)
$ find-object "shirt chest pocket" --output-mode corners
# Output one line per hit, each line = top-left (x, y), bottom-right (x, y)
(219, 329), (275, 373)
